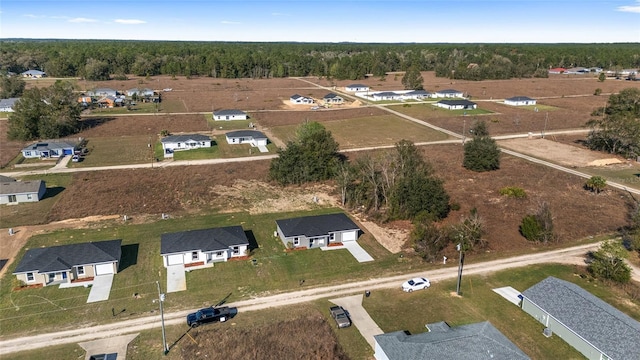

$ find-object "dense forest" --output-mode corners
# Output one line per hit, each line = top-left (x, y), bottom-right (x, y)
(1, 40), (639, 81)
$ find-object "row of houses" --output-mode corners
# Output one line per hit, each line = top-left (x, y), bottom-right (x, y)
(160, 131), (268, 157)
(12, 213), (360, 287)
(373, 276), (640, 360)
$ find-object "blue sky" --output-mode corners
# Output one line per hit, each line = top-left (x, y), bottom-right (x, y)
(1, 0), (639, 42)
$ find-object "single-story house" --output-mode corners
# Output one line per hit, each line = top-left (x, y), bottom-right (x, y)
(322, 93), (344, 105)
(160, 226), (249, 268)
(0, 180), (46, 204)
(87, 88), (118, 98)
(126, 88), (154, 97)
(520, 276), (640, 360)
(404, 89), (431, 99)
(565, 67), (590, 74)
(434, 89), (464, 98)
(0, 98), (20, 112)
(21, 69), (46, 78)
(548, 68), (566, 74)
(372, 91), (402, 101)
(225, 130), (268, 146)
(160, 134), (212, 158)
(97, 96), (125, 108)
(275, 213), (360, 249)
(213, 109), (248, 121)
(434, 99), (477, 110)
(504, 96), (537, 106)
(374, 321), (530, 360)
(13, 239), (122, 287)
(345, 84), (369, 92)
(77, 96), (93, 105)
(22, 140), (76, 159)
(290, 94), (314, 104)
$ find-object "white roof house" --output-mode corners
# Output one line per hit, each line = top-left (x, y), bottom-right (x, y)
(434, 89), (464, 98)
(345, 84), (369, 92)
(160, 134), (212, 158)
(0, 180), (47, 205)
(504, 96), (537, 106)
(87, 88), (118, 98)
(290, 94), (314, 105)
(213, 109), (248, 121)
(0, 98), (20, 112)
(225, 130), (268, 147)
(126, 88), (154, 97)
(21, 70), (46, 78)
(434, 99), (477, 110)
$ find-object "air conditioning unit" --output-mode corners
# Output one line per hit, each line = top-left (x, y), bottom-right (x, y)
(543, 328), (552, 338)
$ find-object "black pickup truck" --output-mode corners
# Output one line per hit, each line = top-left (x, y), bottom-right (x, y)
(186, 306), (231, 328)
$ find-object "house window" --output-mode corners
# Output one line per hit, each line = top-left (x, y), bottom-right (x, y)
(25, 151), (31, 157)
(216, 251), (223, 257)
(329, 234), (335, 241)
(77, 266), (85, 276)
(26, 273), (35, 282)
(26, 194), (33, 200)
(232, 247), (239, 255)
(49, 273), (56, 281)
(293, 237), (300, 246)
(8, 195), (17, 203)
(192, 251), (198, 260)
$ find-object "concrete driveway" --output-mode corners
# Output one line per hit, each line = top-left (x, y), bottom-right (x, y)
(330, 294), (383, 349)
(343, 242), (374, 263)
(79, 333), (138, 360)
(87, 274), (114, 303)
(167, 264), (186, 293)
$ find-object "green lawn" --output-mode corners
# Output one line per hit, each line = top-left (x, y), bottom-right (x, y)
(70, 136), (156, 167)
(576, 165), (640, 191)
(270, 115), (452, 150)
(513, 104), (560, 112)
(0, 173), (72, 227)
(389, 103), (493, 119)
(206, 116), (252, 130)
(168, 139), (277, 161)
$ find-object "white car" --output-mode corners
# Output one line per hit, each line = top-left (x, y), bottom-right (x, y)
(402, 277), (431, 292)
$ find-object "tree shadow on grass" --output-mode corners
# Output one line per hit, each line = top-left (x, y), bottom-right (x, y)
(118, 244), (139, 272)
(42, 186), (65, 200)
(79, 117), (117, 131)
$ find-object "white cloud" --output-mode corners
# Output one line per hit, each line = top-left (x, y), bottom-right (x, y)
(69, 17), (98, 23)
(221, 20), (241, 25)
(617, 1), (640, 13)
(114, 19), (146, 24)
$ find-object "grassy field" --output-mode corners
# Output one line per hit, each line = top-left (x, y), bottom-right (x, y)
(171, 140), (277, 160)
(70, 136), (156, 167)
(389, 103), (493, 119)
(269, 115), (451, 149)
(0, 173), (72, 227)
(4, 264), (639, 360)
(206, 116), (252, 130)
(576, 165), (640, 191)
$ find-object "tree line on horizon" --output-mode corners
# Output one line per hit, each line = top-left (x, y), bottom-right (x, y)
(0, 41), (638, 81)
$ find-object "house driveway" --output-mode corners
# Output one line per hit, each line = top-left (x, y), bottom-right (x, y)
(166, 264), (186, 293)
(343, 242), (374, 263)
(87, 274), (114, 303)
(330, 294), (383, 349)
(493, 286), (522, 306)
(79, 333), (138, 360)
(257, 145), (268, 153)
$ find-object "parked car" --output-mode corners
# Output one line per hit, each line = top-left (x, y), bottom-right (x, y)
(329, 305), (351, 328)
(402, 277), (431, 292)
(186, 306), (231, 328)
(71, 155), (80, 162)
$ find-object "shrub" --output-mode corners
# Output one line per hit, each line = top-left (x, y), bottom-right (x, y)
(520, 215), (543, 241)
(594, 88), (602, 96)
(499, 186), (527, 198)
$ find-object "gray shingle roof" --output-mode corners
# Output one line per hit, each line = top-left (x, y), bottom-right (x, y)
(0, 180), (43, 196)
(14, 240), (122, 274)
(21, 70), (46, 76)
(160, 226), (248, 255)
(214, 109), (246, 116)
(375, 91), (400, 97)
(160, 134), (211, 143)
(276, 213), (360, 238)
(323, 93), (342, 99)
(0, 98), (20, 109)
(437, 89), (462, 94)
(0, 175), (16, 182)
(225, 130), (267, 139)
(407, 90), (430, 95)
(438, 99), (476, 106)
(346, 84), (367, 88)
(22, 140), (76, 152)
(374, 321), (530, 360)
(506, 96), (535, 101)
(522, 276), (640, 360)
(290, 94), (302, 99)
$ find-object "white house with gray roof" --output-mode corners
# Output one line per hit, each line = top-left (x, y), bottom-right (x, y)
(0, 98), (20, 112)
(290, 94), (314, 104)
(21, 69), (46, 78)
(275, 213), (360, 249)
(213, 109), (248, 121)
(322, 93), (344, 105)
(504, 96), (537, 106)
(0, 179), (46, 204)
(126, 88), (154, 97)
(345, 84), (369, 92)
(374, 321), (530, 360)
(434, 89), (464, 98)
(160, 134), (212, 158)
(13, 239), (121, 287)
(160, 226), (249, 269)
(520, 276), (640, 360)
(87, 88), (117, 98)
(22, 140), (76, 159)
(435, 99), (477, 110)
(225, 130), (268, 146)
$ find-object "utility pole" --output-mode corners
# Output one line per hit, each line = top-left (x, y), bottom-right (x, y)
(456, 242), (463, 296)
(156, 281), (169, 355)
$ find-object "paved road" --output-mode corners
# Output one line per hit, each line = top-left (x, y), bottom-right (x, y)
(0, 241), (622, 355)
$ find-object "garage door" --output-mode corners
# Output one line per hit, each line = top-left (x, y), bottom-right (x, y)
(167, 254), (184, 266)
(95, 263), (114, 275)
(342, 231), (357, 242)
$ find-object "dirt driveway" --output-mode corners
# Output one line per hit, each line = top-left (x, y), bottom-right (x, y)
(498, 138), (623, 167)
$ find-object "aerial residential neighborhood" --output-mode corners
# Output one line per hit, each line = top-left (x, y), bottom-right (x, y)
(0, 2), (639, 359)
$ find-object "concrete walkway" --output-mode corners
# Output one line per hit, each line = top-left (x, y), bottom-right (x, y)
(257, 145), (269, 153)
(343, 242), (374, 263)
(53, 155), (72, 169)
(166, 264), (186, 293)
(330, 294), (383, 349)
(79, 333), (138, 360)
(492, 286), (522, 306)
(87, 274), (114, 303)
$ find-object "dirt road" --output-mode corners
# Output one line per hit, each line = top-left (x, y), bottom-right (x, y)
(0, 242), (615, 355)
